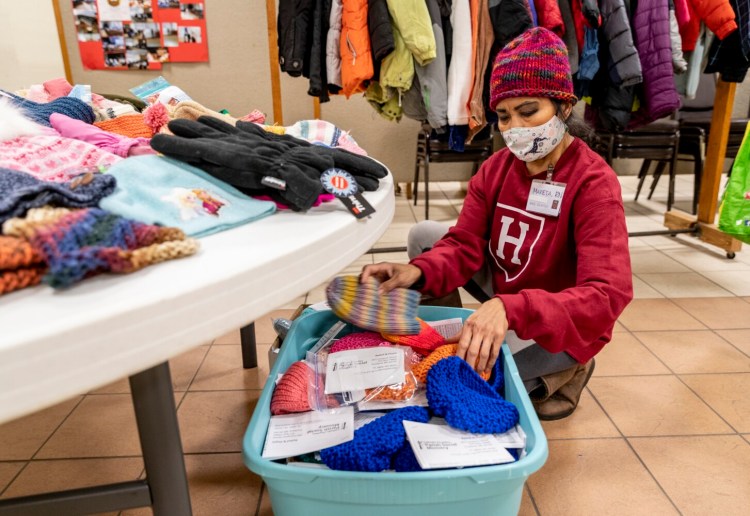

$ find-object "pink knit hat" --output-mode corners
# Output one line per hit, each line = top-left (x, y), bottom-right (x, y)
(489, 27), (577, 111)
(270, 361), (312, 415)
(330, 332), (392, 354)
(0, 135), (121, 182)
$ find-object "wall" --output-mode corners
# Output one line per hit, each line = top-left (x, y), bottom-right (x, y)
(0, 0), (65, 91)
(15, 2), (750, 185)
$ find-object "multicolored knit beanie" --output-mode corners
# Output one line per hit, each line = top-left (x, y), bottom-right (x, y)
(427, 356), (519, 434)
(381, 319), (445, 356)
(2, 207), (199, 288)
(270, 361), (312, 415)
(0, 235), (45, 296)
(489, 27), (577, 111)
(320, 406), (430, 472)
(326, 275), (422, 335)
(0, 168), (116, 225)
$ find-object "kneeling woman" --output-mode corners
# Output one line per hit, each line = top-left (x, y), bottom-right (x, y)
(362, 27), (633, 420)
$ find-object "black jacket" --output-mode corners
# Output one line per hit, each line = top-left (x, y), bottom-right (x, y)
(308, 0), (332, 100)
(369, 0), (395, 76)
(277, 0), (315, 78)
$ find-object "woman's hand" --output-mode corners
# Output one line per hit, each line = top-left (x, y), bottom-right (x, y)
(361, 262), (423, 294)
(450, 297), (508, 374)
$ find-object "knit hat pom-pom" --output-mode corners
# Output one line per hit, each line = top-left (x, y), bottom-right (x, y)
(143, 103), (170, 134)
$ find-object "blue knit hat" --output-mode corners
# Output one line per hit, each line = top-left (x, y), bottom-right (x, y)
(2, 92), (95, 127)
(427, 356), (519, 434)
(320, 407), (429, 472)
(99, 155), (277, 238)
(392, 441), (423, 472)
(0, 168), (116, 225)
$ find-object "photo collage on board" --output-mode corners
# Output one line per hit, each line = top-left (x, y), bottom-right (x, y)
(73, 0), (208, 71)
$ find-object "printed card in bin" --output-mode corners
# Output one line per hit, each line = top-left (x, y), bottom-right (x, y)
(243, 306), (549, 516)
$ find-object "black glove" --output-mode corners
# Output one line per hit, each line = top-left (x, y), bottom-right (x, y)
(151, 116), (326, 211)
(235, 121), (388, 190)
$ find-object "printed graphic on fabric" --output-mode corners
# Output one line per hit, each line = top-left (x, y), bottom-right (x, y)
(161, 187), (228, 220)
(488, 203), (544, 282)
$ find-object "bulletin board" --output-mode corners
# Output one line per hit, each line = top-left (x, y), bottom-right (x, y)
(71, 0), (208, 71)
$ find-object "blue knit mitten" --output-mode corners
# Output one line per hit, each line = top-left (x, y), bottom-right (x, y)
(320, 406), (429, 472)
(427, 356), (519, 434)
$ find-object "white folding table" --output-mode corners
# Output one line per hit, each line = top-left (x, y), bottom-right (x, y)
(0, 174), (394, 515)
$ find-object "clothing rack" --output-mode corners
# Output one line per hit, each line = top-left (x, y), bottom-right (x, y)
(663, 79), (742, 258)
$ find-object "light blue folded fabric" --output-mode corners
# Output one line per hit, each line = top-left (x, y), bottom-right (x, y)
(99, 155), (276, 237)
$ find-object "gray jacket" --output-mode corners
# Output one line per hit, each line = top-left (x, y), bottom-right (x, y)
(325, 0), (343, 90)
(600, 0), (642, 87)
(407, 0), (448, 128)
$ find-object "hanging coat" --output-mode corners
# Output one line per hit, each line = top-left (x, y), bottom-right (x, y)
(340, 0), (374, 97)
(558, 0), (580, 75)
(628, 0), (681, 128)
(417, 0), (450, 128)
(599, 0), (642, 87)
(468, 0), (495, 141)
(704, 0), (750, 82)
(534, 0), (565, 35)
(380, 22), (416, 93)
(326, 0), (344, 91)
(668, 0), (688, 74)
(277, 0), (315, 77)
(447, 0), (473, 125)
(308, 0), (332, 101)
(386, 0), (438, 66)
(369, 0), (395, 76)
(680, 0), (738, 52)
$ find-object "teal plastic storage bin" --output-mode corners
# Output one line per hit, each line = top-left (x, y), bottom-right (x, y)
(243, 307), (548, 516)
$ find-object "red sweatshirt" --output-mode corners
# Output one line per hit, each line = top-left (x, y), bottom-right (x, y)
(410, 138), (633, 364)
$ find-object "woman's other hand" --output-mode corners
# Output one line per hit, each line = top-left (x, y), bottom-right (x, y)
(361, 262), (423, 294)
(450, 298), (508, 374)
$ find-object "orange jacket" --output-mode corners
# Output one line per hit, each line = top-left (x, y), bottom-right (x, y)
(340, 0), (374, 97)
(680, 0), (738, 52)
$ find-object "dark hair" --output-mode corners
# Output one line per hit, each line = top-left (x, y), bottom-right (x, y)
(553, 100), (598, 148)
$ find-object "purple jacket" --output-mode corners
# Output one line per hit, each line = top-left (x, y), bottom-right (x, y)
(628, 0), (681, 128)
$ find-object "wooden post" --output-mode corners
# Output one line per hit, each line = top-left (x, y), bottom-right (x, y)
(52, 0), (73, 84)
(697, 79), (737, 223)
(265, 0), (284, 125)
(313, 97), (321, 120)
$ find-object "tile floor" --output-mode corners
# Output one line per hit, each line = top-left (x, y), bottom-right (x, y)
(1, 176), (749, 515)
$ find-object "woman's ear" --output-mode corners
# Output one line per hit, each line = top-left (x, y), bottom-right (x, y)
(561, 103), (573, 120)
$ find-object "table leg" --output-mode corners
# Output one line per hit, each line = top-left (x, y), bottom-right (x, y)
(129, 362), (192, 516)
(240, 322), (258, 369)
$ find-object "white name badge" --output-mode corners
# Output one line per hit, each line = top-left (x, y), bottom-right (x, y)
(526, 180), (566, 217)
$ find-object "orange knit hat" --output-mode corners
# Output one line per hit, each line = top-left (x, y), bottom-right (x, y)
(0, 235), (45, 296)
(381, 319), (445, 356)
(412, 344), (491, 385)
(94, 114), (152, 139)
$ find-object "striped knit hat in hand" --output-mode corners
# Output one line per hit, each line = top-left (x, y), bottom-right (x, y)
(489, 27), (577, 111)
(325, 275), (421, 335)
(427, 356), (519, 434)
(320, 406), (430, 472)
(3, 207), (199, 288)
(270, 361), (312, 415)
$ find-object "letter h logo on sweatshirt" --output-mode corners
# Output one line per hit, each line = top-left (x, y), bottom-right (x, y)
(489, 203), (544, 282)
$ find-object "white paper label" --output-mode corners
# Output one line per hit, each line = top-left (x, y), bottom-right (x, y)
(262, 407), (354, 460)
(526, 180), (566, 217)
(324, 347), (404, 394)
(426, 318), (464, 340)
(403, 421), (516, 469)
